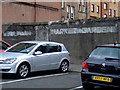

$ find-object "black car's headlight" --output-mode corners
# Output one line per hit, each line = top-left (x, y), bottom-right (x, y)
(2, 58), (17, 64)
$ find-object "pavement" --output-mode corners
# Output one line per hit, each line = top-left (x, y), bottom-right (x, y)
(69, 64), (82, 72)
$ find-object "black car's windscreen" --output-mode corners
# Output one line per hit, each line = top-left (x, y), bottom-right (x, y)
(89, 47), (120, 59)
(7, 43), (37, 53)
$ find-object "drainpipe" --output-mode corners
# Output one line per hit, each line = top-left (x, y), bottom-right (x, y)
(86, 1), (88, 19)
(34, 0), (36, 23)
(100, 1), (102, 18)
(34, 0), (37, 40)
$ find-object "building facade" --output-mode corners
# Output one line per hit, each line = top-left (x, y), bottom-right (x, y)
(1, 0), (120, 39)
(2, 2), (61, 23)
(109, 0), (120, 17)
(61, 0), (88, 21)
(89, 2), (101, 18)
(89, 0), (120, 19)
(0, 1), (62, 39)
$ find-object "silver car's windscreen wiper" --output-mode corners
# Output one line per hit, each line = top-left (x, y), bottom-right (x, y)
(105, 57), (120, 60)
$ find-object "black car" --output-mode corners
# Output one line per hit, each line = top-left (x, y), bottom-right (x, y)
(81, 44), (120, 90)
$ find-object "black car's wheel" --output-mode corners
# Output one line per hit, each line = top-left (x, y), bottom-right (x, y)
(82, 83), (95, 90)
(17, 63), (30, 78)
(59, 60), (69, 73)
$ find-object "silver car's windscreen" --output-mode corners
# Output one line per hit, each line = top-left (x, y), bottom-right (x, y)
(6, 43), (37, 53)
(89, 47), (120, 59)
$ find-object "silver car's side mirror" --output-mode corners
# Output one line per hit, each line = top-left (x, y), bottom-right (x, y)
(34, 51), (42, 55)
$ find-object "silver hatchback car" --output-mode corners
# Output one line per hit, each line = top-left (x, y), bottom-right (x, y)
(0, 41), (70, 78)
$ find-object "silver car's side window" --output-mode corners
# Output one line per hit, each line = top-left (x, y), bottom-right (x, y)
(35, 44), (48, 53)
(48, 44), (61, 53)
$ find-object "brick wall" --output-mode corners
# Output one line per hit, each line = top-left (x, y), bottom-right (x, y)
(2, 2), (61, 23)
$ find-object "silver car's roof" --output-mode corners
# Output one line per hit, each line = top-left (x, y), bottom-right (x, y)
(18, 41), (63, 45)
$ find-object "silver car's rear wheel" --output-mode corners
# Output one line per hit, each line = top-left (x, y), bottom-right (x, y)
(60, 61), (69, 73)
(17, 63), (29, 78)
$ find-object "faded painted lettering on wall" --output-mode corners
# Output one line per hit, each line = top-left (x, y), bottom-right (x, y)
(51, 26), (117, 35)
(3, 31), (32, 37)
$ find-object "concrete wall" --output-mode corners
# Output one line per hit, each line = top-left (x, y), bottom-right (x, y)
(50, 18), (119, 64)
(2, 17), (120, 65)
(2, 23), (49, 45)
(2, 23), (36, 45)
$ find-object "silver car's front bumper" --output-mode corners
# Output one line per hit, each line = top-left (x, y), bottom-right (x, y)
(0, 64), (16, 74)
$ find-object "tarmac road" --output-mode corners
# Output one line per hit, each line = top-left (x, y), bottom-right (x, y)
(1, 71), (82, 89)
(1, 69), (120, 90)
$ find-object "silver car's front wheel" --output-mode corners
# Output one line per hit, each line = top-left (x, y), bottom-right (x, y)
(60, 61), (69, 73)
(17, 63), (29, 78)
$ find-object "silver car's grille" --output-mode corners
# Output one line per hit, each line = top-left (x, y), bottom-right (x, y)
(0, 60), (4, 64)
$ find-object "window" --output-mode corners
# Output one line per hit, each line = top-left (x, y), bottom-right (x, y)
(7, 43), (36, 53)
(71, 6), (74, 19)
(35, 44), (48, 53)
(61, 16), (65, 21)
(83, 0), (85, 6)
(79, 0), (82, 11)
(109, 9), (112, 16)
(104, 14), (107, 18)
(109, 0), (112, 2)
(113, 0), (116, 4)
(67, 5), (70, 19)
(48, 44), (61, 53)
(83, 6), (85, 12)
(91, 4), (94, 12)
(89, 47), (120, 59)
(97, 6), (99, 13)
(61, 0), (64, 8)
(104, 3), (107, 10)
(113, 10), (116, 17)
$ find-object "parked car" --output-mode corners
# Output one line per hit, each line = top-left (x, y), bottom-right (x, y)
(0, 41), (70, 78)
(81, 44), (120, 89)
(0, 40), (11, 52)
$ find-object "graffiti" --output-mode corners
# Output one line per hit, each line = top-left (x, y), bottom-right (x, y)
(51, 26), (117, 35)
(3, 31), (32, 37)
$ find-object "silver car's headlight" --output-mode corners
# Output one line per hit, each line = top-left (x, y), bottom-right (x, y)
(2, 58), (17, 64)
